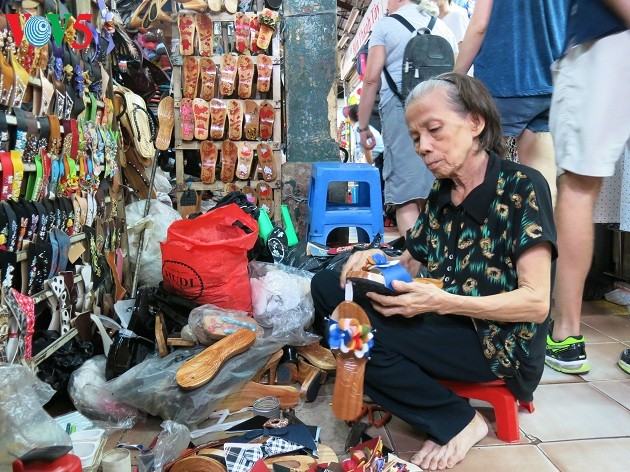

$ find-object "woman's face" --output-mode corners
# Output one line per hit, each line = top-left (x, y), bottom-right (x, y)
(405, 88), (483, 180)
(387, 0), (403, 14)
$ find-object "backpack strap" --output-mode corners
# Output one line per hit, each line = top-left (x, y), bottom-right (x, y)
(383, 14), (436, 103)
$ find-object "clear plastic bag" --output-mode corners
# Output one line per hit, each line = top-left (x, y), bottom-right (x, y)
(152, 420), (191, 472)
(249, 262), (320, 345)
(0, 364), (71, 468)
(126, 199), (182, 288)
(188, 303), (264, 345)
(68, 356), (141, 430)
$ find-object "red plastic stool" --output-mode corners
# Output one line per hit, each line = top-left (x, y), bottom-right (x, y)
(12, 453), (82, 472)
(438, 379), (534, 443)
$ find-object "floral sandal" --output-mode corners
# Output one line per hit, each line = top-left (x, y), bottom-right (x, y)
(243, 100), (260, 140)
(196, 13), (214, 56)
(258, 196), (274, 217)
(257, 54), (273, 94)
(241, 185), (258, 205)
(210, 98), (227, 139)
(329, 296), (374, 420)
(183, 56), (200, 99)
(249, 14), (260, 54)
(235, 142), (254, 180)
(259, 100), (275, 140)
(193, 98), (211, 140)
(227, 99), (243, 141)
(235, 12), (251, 54)
(257, 8), (279, 51)
(257, 143), (276, 181)
(178, 12), (197, 56)
(237, 55), (254, 99)
(219, 53), (238, 96)
(220, 140), (238, 182)
(180, 98), (195, 141)
(200, 140), (218, 184)
(199, 57), (217, 100)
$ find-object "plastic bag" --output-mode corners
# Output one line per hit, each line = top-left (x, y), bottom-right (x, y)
(188, 303), (264, 345)
(161, 204), (258, 312)
(249, 262), (320, 345)
(152, 420), (191, 472)
(68, 356), (141, 430)
(126, 199), (182, 288)
(0, 364), (71, 468)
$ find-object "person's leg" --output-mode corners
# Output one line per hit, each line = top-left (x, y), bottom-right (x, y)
(395, 199), (425, 237)
(516, 130), (557, 205)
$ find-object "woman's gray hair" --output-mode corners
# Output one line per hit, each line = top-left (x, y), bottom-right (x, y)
(412, 0), (440, 16)
(405, 72), (507, 157)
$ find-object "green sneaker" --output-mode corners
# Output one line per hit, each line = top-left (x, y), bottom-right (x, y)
(619, 349), (630, 375)
(545, 333), (590, 374)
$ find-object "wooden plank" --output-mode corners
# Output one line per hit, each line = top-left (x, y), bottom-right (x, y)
(175, 140), (281, 151)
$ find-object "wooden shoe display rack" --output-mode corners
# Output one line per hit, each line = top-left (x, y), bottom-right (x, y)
(172, 3), (283, 220)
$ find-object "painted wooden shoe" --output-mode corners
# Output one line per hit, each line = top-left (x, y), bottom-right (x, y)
(182, 56), (200, 99)
(193, 98), (211, 140)
(227, 99), (243, 141)
(219, 54), (238, 96)
(256, 54), (273, 93)
(257, 143), (276, 181)
(200, 140), (218, 184)
(220, 140), (238, 182)
(243, 100), (259, 141)
(235, 142), (254, 180)
(196, 13), (214, 56)
(199, 57), (217, 100)
(259, 101), (275, 140)
(237, 55), (255, 99)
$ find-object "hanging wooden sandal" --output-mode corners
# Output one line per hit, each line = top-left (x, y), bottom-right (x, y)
(219, 54), (238, 96)
(329, 300), (374, 421)
(200, 141), (218, 184)
(220, 141), (238, 182)
(193, 98), (211, 140)
(210, 99), (227, 139)
(257, 54), (273, 94)
(178, 12), (197, 56)
(227, 99), (243, 141)
(235, 142), (254, 180)
(235, 12), (251, 54)
(199, 58), (217, 100)
(244, 100), (259, 140)
(257, 143), (276, 181)
(249, 14), (260, 54)
(176, 329), (257, 390)
(259, 100), (275, 140)
(296, 343), (337, 372)
(241, 185), (258, 205)
(196, 13), (214, 56)
(224, 0), (238, 14)
(156, 96), (174, 151)
(208, 0), (222, 13)
(237, 55), (254, 99)
(257, 8), (279, 51)
(183, 56), (200, 99)
(180, 98), (195, 141)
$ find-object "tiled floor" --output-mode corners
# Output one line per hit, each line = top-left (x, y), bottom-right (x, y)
(96, 299), (630, 471)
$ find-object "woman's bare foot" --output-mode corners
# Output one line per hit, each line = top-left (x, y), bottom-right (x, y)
(410, 411), (488, 470)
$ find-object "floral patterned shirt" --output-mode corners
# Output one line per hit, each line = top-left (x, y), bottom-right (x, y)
(406, 152), (557, 401)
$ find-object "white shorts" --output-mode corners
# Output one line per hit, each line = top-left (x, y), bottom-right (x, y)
(550, 31), (630, 177)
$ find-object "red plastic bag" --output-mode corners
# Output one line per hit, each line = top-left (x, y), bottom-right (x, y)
(160, 204), (259, 312)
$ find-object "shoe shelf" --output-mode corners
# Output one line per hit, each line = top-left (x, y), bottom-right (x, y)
(171, 5), (284, 222)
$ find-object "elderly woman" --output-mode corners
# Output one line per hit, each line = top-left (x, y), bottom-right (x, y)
(311, 73), (556, 471)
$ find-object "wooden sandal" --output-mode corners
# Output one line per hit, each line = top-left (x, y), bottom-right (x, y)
(199, 57), (217, 101)
(259, 100), (275, 140)
(249, 14), (260, 54)
(256, 181), (272, 199)
(224, 0), (237, 14)
(235, 12), (251, 54)
(219, 381), (300, 410)
(193, 98), (211, 140)
(237, 55), (255, 99)
(210, 98), (227, 140)
(180, 98), (195, 141)
(241, 185), (258, 205)
(220, 140), (238, 182)
(200, 141), (218, 184)
(257, 196), (274, 217)
(256, 54), (273, 93)
(290, 357), (324, 402)
(227, 99), (243, 141)
(183, 56), (200, 99)
(176, 329), (257, 390)
(257, 8), (279, 51)
(296, 343), (336, 372)
(156, 96), (174, 151)
(197, 13), (214, 57)
(178, 12), (197, 56)
(257, 143), (276, 181)
(264, 455), (317, 470)
(219, 54), (238, 96)
(251, 348), (283, 385)
(330, 301), (374, 420)
(208, 0), (222, 13)
(236, 142), (255, 180)
(244, 100), (260, 140)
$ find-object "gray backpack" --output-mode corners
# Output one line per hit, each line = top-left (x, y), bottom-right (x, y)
(383, 15), (455, 102)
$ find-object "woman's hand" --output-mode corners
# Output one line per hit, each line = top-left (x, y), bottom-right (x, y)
(339, 248), (386, 289)
(367, 280), (446, 318)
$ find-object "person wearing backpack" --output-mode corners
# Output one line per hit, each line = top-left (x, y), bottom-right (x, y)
(357, 0), (458, 238)
(453, 0), (568, 205)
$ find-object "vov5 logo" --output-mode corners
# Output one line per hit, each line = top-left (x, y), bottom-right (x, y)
(5, 14), (93, 50)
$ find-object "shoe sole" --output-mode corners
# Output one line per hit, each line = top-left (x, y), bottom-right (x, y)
(619, 358), (630, 375)
(545, 356), (590, 374)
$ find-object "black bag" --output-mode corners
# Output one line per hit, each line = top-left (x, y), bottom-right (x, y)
(383, 15), (454, 102)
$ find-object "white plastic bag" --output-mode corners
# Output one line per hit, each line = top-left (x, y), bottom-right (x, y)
(126, 199), (181, 288)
